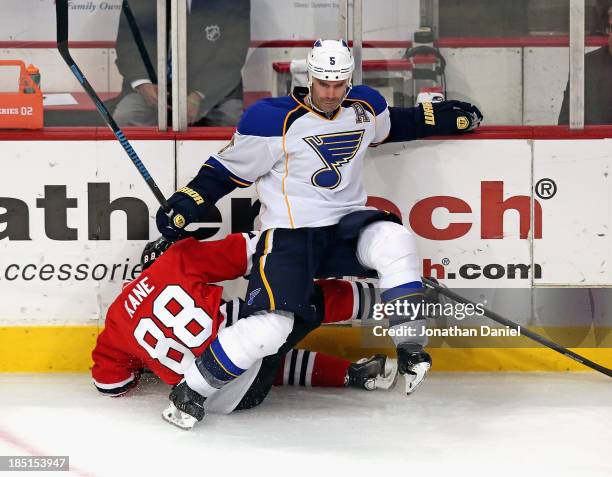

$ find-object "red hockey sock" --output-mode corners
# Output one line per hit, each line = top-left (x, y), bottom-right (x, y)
(274, 349), (351, 387)
(315, 279), (377, 323)
(315, 279), (355, 323)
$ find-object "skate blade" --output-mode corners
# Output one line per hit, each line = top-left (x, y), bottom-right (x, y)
(404, 362), (431, 395)
(375, 358), (399, 390)
(162, 402), (197, 430)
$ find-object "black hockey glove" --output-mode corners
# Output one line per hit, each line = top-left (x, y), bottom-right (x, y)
(419, 100), (483, 136)
(155, 187), (210, 241)
(141, 236), (173, 270)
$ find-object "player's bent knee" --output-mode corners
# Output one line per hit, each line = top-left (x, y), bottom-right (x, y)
(186, 312), (294, 397)
(356, 221), (420, 289)
(218, 311), (294, 370)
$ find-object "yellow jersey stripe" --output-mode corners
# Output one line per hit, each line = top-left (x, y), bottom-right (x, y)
(259, 229), (276, 309)
(282, 104), (302, 229)
(290, 92), (342, 121)
(388, 292), (426, 302)
(229, 176), (251, 187)
(209, 346), (240, 378)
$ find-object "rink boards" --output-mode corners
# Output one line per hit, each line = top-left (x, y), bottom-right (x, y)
(0, 135), (611, 371)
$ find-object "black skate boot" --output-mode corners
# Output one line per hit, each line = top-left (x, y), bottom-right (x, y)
(162, 380), (206, 430)
(346, 354), (398, 391)
(396, 343), (432, 395)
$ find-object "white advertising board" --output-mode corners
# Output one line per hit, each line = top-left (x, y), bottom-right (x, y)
(0, 140), (174, 324)
(533, 139), (612, 285)
(367, 140), (534, 288)
(1, 137), (610, 328)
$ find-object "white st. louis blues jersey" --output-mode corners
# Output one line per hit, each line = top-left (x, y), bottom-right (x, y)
(211, 85), (391, 230)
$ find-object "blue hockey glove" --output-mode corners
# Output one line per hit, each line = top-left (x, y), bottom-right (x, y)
(156, 187), (210, 241)
(420, 100), (483, 135)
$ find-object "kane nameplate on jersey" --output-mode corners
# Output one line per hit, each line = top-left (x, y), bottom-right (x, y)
(208, 85), (392, 229)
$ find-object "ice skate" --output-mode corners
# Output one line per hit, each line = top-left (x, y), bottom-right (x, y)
(162, 381), (206, 430)
(346, 354), (398, 391)
(396, 343), (431, 395)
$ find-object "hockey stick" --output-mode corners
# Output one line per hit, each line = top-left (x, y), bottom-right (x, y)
(122, 0), (158, 84)
(55, 0), (170, 214)
(421, 277), (612, 378)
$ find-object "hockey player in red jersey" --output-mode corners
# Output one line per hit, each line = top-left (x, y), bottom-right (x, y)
(92, 232), (397, 414)
(92, 233), (251, 391)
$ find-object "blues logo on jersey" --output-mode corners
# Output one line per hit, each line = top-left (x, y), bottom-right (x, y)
(304, 130), (365, 189)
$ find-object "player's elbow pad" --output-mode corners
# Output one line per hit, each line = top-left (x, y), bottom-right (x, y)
(386, 106), (423, 142)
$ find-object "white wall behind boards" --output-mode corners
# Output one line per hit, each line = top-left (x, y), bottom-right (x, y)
(0, 0), (419, 42)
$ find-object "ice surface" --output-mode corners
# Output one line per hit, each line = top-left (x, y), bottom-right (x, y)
(0, 373), (610, 477)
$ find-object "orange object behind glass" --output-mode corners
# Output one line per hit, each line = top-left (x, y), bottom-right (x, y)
(0, 60), (43, 129)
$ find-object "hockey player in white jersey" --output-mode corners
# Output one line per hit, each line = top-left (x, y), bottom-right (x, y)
(156, 39), (483, 427)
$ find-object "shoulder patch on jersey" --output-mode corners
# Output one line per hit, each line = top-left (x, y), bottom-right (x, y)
(346, 85), (388, 116)
(237, 96), (300, 137)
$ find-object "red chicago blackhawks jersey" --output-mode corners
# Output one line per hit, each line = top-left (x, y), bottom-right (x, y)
(92, 233), (255, 395)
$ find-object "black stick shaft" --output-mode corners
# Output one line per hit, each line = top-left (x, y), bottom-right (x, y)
(122, 0), (158, 84)
(422, 277), (612, 377)
(55, 0), (170, 214)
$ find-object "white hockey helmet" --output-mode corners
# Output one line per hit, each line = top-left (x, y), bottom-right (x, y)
(306, 39), (354, 83)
